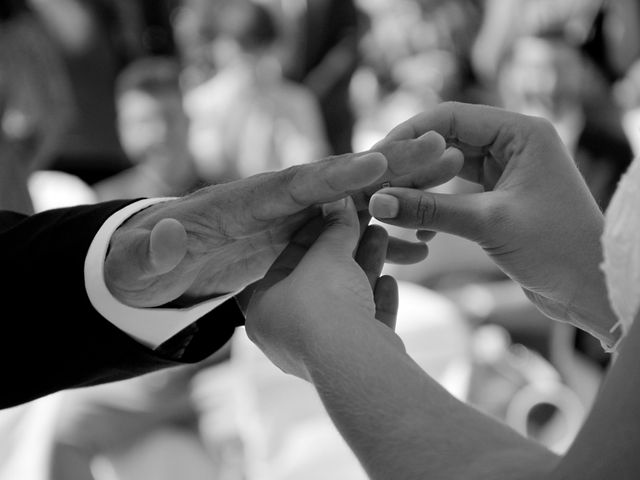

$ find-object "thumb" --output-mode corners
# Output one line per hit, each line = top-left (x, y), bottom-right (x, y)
(119, 218), (188, 279)
(148, 218), (188, 275)
(369, 188), (493, 242)
(307, 196), (361, 259)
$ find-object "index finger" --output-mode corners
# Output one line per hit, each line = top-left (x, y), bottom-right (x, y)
(383, 102), (516, 147)
(231, 130), (448, 223)
(243, 151), (388, 223)
(381, 102), (546, 181)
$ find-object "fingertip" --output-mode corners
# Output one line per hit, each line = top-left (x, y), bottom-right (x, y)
(366, 223), (389, 241)
(316, 195), (360, 254)
(377, 275), (399, 296)
(387, 238), (428, 264)
(356, 151), (388, 177)
(418, 130), (446, 156)
(374, 275), (399, 329)
(443, 146), (464, 172)
(416, 229), (437, 242)
(356, 224), (390, 288)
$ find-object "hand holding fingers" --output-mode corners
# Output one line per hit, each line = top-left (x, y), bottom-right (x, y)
(235, 131), (458, 221)
(255, 215), (325, 292)
(253, 197), (362, 295)
(105, 150), (381, 304)
(370, 102), (617, 346)
(369, 188), (491, 242)
(352, 134), (463, 208)
(378, 101), (570, 190)
(373, 130), (446, 178)
(105, 129), (461, 307)
(406, 146), (464, 189)
(382, 102), (532, 154)
(245, 196), (370, 378)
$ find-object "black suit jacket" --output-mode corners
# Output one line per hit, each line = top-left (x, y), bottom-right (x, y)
(0, 200), (244, 409)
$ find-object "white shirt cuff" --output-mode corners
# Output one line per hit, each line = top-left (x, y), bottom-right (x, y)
(84, 198), (237, 350)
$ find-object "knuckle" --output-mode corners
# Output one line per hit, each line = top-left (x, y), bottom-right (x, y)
(502, 113), (559, 159)
(415, 194), (437, 228)
(437, 101), (464, 141)
(279, 166), (309, 206)
(522, 115), (560, 142)
(277, 165), (300, 184)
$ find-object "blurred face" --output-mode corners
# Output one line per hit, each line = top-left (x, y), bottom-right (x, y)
(117, 89), (189, 162)
(210, 35), (243, 70)
(499, 37), (584, 118)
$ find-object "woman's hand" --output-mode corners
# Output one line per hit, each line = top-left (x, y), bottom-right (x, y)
(369, 102), (618, 347)
(245, 196), (403, 381)
(245, 192), (558, 480)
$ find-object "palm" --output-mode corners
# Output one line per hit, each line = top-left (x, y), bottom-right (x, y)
(184, 218), (304, 298)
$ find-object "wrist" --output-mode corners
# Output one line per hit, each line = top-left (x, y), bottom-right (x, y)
(566, 302), (621, 353)
(565, 276), (621, 351)
(303, 313), (407, 377)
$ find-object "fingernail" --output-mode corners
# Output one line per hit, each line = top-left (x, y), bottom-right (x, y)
(322, 198), (348, 216)
(370, 193), (399, 218)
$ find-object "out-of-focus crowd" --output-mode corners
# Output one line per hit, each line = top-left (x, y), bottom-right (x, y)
(1, 0), (640, 479)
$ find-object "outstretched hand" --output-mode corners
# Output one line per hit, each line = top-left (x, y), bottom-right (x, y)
(369, 102), (618, 347)
(245, 196), (404, 381)
(104, 134), (461, 309)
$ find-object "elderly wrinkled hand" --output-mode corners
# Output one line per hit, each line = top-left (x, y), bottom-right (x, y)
(104, 134), (461, 309)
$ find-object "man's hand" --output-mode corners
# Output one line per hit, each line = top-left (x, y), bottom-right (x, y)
(245, 195), (403, 381)
(368, 102), (618, 347)
(104, 135), (461, 308)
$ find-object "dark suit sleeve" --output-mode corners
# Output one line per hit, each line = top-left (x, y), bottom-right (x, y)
(0, 201), (244, 409)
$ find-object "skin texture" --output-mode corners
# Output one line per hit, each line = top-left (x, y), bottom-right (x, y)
(245, 196), (557, 480)
(369, 102), (619, 348)
(246, 104), (640, 479)
(104, 135), (463, 308)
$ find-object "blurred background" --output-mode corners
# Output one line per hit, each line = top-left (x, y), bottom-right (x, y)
(1, 0), (639, 478)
